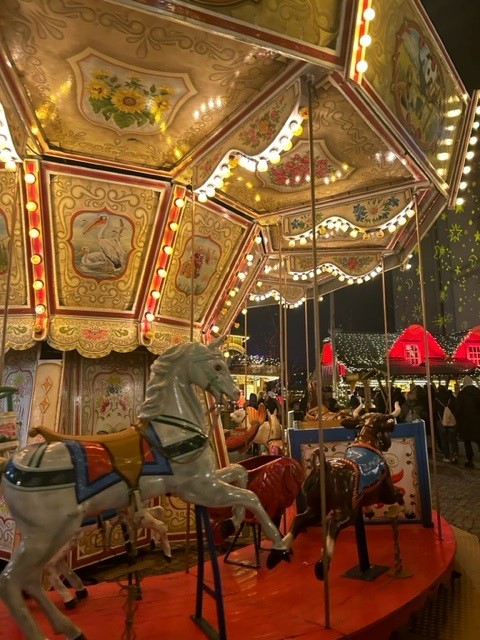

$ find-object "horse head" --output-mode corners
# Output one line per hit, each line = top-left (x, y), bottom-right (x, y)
(341, 411), (397, 452)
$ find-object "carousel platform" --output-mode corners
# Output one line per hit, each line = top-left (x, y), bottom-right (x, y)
(0, 515), (459, 640)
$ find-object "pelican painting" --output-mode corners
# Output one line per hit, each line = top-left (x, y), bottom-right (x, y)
(79, 246), (107, 268)
(82, 213), (129, 274)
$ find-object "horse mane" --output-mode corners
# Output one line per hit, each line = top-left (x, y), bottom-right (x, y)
(139, 343), (200, 416)
(139, 341), (221, 418)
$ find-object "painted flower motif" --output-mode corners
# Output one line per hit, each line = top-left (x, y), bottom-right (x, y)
(239, 107), (281, 148)
(337, 255), (372, 273)
(82, 328), (109, 340)
(270, 153), (330, 187)
(291, 218), (306, 230)
(87, 70), (175, 129)
(111, 88), (147, 113)
(353, 196), (400, 223)
(87, 80), (110, 100)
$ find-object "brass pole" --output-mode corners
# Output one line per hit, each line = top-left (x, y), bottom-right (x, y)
(307, 76), (330, 627)
(414, 193), (442, 539)
(278, 222), (285, 431)
(381, 257), (392, 413)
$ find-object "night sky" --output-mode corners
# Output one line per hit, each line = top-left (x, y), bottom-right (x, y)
(242, 2), (480, 371)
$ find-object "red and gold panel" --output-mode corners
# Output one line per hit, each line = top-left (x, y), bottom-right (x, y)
(0, 169), (36, 350)
(156, 202), (249, 326)
(43, 167), (167, 316)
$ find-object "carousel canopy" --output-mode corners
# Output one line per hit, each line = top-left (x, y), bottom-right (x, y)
(0, 1), (478, 357)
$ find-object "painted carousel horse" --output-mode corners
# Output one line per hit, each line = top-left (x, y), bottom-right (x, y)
(0, 339), (291, 640)
(45, 501), (171, 609)
(224, 405), (265, 453)
(209, 454), (304, 545)
(284, 404), (413, 579)
(253, 409), (284, 454)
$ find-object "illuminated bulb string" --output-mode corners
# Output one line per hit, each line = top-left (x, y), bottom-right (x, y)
(195, 104), (306, 201)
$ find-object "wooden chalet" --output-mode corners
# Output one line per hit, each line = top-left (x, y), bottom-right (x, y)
(322, 324), (479, 382)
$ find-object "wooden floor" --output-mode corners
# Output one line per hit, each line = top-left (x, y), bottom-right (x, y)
(0, 516), (456, 640)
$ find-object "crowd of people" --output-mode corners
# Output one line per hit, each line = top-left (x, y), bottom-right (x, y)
(368, 376), (480, 468)
(228, 375), (480, 468)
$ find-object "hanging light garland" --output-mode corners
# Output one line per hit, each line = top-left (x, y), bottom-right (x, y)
(285, 201), (415, 247)
(194, 103), (307, 202)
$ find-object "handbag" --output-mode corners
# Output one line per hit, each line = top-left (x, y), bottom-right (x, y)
(442, 403), (456, 428)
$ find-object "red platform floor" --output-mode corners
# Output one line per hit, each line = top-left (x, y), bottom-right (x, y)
(0, 516), (455, 640)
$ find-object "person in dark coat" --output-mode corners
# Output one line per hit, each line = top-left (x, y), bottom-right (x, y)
(433, 385), (459, 463)
(397, 389), (428, 424)
(454, 376), (480, 468)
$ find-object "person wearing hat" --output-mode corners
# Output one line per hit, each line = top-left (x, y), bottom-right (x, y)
(454, 376), (480, 468)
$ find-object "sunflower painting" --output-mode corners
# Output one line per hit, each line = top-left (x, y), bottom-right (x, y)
(70, 49), (197, 133)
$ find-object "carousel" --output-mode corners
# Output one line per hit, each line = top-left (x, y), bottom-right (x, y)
(0, 0), (478, 638)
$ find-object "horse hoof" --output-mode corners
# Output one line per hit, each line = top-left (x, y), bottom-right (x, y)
(163, 553), (172, 563)
(64, 597), (79, 610)
(75, 588), (89, 600)
(266, 548), (292, 570)
(314, 559), (330, 581)
(405, 511), (416, 520)
(73, 635), (88, 640)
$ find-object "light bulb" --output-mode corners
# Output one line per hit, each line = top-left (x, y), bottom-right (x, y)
(26, 201), (37, 212)
(174, 197), (184, 208)
(363, 7), (376, 21)
(359, 34), (372, 47)
(32, 280), (44, 290)
(257, 158), (268, 172)
(157, 268), (167, 278)
(163, 245), (173, 255)
(29, 228), (40, 238)
(356, 60), (368, 73)
(24, 173), (36, 184)
(145, 312), (155, 322)
(169, 221), (179, 231)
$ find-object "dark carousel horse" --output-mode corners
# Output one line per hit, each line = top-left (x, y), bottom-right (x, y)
(284, 407), (414, 579)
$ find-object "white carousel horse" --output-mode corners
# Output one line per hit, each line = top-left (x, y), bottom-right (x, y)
(253, 409), (284, 454)
(0, 339), (290, 640)
(45, 501), (171, 609)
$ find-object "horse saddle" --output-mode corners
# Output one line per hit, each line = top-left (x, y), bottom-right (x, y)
(343, 444), (388, 506)
(29, 424), (146, 488)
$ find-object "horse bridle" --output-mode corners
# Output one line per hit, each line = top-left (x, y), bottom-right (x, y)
(136, 418), (211, 464)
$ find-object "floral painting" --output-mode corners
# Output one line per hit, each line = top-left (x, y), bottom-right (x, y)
(70, 49), (197, 133)
(176, 236), (220, 295)
(92, 372), (133, 433)
(353, 195), (401, 225)
(259, 140), (351, 192)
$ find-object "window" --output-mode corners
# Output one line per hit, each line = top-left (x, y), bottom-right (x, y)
(467, 345), (480, 366)
(405, 344), (421, 365)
